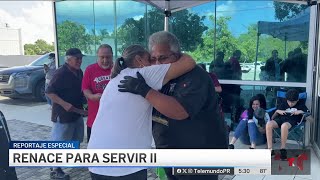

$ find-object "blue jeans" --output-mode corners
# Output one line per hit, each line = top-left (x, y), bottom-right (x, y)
(51, 117), (84, 142)
(234, 120), (266, 145)
(45, 83), (52, 105)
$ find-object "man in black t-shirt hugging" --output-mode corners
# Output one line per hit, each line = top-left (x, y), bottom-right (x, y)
(117, 31), (227, 180)
(266, 88), (308, 160)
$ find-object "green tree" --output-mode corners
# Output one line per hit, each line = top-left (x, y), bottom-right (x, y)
(235, 24), (300, 63)
(237, 25), (257, 63)
(189, 16), (237, 62)
(273, 1), (308, 21)
(170, 10), (208, 51)
(117, 17), (147, 53)
(116, 8), (207, 54)
(259, 36), (300, 61)
(57, 20), (95, 55)
(24, 39), (54, 55)
(272, 2), (309, 53)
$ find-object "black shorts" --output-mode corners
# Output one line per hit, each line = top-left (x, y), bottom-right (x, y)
(274, 117), (298, 128)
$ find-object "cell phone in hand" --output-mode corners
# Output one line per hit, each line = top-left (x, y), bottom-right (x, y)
(285, 110), (293, 115)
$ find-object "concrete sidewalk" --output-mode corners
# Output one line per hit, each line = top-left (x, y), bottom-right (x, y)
(2, 98), (319, 180)
(7, 119), (159, 180)
(6, 119), (231, 180)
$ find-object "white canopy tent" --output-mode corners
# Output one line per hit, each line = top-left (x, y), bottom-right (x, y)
(135, 0), (213, 31)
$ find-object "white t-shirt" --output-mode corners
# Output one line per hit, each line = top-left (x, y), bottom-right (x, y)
(88, 64), (170, 176)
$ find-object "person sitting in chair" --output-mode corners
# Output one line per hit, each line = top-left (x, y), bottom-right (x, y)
(228, 95), (270, 149)
(266, 88), (308, 160)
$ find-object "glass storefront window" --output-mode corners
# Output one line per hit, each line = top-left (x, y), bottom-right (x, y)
(91, 1), (115, 67)
(116, 1), (156, 55)
(161, 1), (310, 83)
(55, 1), (310, 82)
(216, 1), (309, 82)
(221, 84), (306, 127)
(54, 0), (311, 86)
(55, 0), (95, 68)
(55, 1), (163, 69)
(170, 3), (212, 58)
(116, 2), (164, 55)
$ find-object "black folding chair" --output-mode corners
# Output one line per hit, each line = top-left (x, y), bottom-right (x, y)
(267, 91), (311, 149)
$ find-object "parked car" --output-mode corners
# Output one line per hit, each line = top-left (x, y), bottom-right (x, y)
(241, 64), (251, 73)
(254, 61), (264, 66)
(198, 62), (211, 72)
(0, 53), (53, 101)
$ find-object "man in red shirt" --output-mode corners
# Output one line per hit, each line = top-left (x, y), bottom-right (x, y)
(82, 44), (113, 142)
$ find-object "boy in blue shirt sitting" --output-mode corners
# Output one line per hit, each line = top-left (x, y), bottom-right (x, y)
(265, 88), (308, 160)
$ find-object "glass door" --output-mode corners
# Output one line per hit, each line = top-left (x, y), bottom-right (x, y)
(313, 4), (320, 156)
(316, 99), (320, 148)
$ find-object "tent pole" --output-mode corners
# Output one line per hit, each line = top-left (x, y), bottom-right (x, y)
(145, 5), (149, 48)
(253, 33), (260, 93)
(254, 33), (260, 81)
(164, 17), (169, 31)
(284, 35), (287, 59)
(214, 0), (217, 61)
(113, 0), (117, 58)
(164, 0), (170, 31)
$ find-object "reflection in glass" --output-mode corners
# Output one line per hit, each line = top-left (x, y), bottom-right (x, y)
(55, 1), (95, 68)
(89, 1), (115, 69)
(116, 2), (164, 55)
(221, 85), (306, 128)
(182, 3), (216, 64)
(170, 5), (209, 53)
(54, 0), (311, 82)
(211, 1), (309, 82)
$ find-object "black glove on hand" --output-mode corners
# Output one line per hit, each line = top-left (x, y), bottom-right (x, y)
(118, 72), (151, 98)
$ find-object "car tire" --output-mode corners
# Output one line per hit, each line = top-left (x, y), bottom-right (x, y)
(34, 80), (46, 102)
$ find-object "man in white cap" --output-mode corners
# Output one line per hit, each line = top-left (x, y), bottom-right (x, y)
(46, 48), (88, 179)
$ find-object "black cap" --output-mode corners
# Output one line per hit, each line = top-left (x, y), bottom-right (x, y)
(65, 48), (84, 58)
(48, 53), (55, 59)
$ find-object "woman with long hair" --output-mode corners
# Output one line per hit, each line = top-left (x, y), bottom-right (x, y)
(228, 95), (270, 149)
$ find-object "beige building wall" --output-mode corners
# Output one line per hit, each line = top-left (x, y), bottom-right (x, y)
(0, 28), (23, 55)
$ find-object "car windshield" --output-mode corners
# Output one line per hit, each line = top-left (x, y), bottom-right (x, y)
(29, 54), (50, 66)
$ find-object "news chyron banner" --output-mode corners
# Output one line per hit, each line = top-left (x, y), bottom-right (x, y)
(9, 141), (274, 175)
